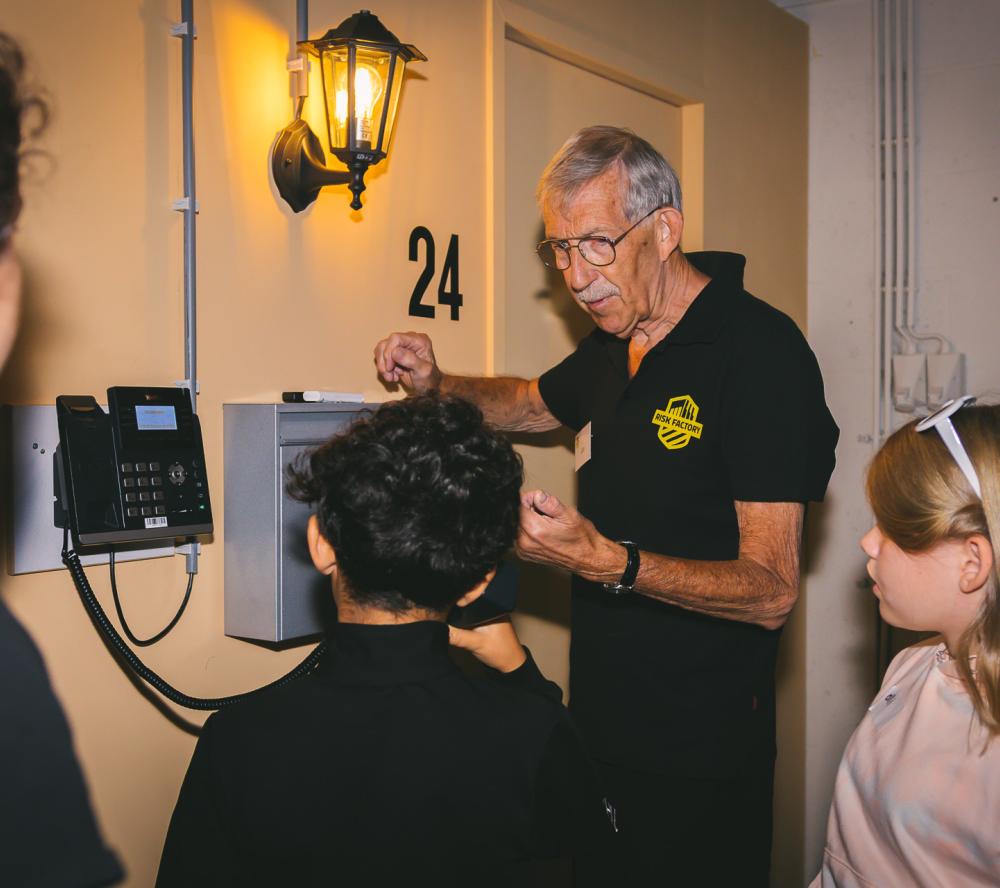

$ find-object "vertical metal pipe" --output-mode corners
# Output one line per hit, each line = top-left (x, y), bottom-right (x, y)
(894, 0), (910, 352)
(181, 0), (197, 415)
(180, 0), (198, 574)
(297, 0), (308, 42)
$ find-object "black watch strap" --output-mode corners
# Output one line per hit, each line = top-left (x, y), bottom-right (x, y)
(603, 540), (639, 595)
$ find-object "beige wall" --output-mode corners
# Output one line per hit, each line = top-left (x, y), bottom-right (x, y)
(2, 1), (808, 884)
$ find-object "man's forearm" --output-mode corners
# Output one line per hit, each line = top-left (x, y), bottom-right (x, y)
(577, 542), (798, 630)
(632, 553), (798, 630)
(439, 374), (559, 432)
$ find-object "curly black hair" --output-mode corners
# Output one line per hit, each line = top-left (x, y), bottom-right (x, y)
(0, 33), (47, 248)
(286, 393), (523, 613)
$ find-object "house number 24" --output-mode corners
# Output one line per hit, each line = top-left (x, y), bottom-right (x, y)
(408, 226), (463, 321)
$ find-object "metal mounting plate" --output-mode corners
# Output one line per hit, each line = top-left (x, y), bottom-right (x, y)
(5, 406), (174, 574)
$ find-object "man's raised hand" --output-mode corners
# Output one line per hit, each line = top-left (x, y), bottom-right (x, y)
(517, 489), (626, 584)
(373, 331), (442, 394)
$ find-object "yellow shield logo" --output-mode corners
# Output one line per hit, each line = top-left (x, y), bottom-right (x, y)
(651, 395), (703, 451)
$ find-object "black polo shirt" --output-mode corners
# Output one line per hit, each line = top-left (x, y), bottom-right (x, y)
(537, 251), (838, 779)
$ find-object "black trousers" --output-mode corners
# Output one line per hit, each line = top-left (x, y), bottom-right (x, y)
(575, 759), (775, 888)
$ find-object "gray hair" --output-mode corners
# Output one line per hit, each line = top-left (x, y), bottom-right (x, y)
(536, 125), (682, 220)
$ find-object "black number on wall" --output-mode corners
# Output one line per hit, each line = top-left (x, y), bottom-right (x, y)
(407, 227), (463, 321)
(438, 235), (463, 321)
(408, 226), (436, 319)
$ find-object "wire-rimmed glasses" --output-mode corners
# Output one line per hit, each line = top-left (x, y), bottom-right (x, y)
(536, 205), (663, 271)
(914, 394), (982, 497)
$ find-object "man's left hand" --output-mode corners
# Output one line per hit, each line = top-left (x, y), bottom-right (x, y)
(517, 489), (626, 583)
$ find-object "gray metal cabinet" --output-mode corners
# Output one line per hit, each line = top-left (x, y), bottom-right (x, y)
(223, 402), (370, 642)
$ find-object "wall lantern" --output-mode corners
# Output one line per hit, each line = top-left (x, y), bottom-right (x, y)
(272, 9), (426, 212)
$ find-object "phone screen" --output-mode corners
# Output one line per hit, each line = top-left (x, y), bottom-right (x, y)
(135, 405), (178, 431)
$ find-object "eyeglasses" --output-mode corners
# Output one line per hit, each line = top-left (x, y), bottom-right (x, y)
(536, 205), (663, 271)
(914, 394), (981, 497)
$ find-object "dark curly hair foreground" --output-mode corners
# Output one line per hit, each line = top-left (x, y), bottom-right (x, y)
(286, 394), (523, 613)
(0, 33), (47, 248)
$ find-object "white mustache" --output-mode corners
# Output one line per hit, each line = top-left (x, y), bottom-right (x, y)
(576, 283), (620, 305)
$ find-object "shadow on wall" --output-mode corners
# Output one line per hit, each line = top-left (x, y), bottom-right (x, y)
(516, 561), (571, 630)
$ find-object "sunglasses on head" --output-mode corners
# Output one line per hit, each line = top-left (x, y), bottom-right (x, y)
(914, 394), (981, 497)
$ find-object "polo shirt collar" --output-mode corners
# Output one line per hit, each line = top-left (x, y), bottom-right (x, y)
(657, 251), (746, 347)
(315, 620), (456, 686)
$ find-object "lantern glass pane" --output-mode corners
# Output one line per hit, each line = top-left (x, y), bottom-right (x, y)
(378, 55), (407, 154)
(320, 46), (395, 154)
(320, 47), (349, 151)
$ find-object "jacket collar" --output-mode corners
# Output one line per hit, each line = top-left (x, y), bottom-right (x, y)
(315, 620), (456, 687)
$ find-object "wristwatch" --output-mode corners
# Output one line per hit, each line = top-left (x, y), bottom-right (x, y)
(603, 540), (639, 595)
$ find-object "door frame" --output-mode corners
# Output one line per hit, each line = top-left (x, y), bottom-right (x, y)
(485, 0), (705, 374)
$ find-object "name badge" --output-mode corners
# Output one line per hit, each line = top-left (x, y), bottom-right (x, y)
(575, 421), (592, 471)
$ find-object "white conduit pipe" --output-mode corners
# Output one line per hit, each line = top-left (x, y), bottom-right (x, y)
(901, 0), (949, 352)
(873, 0), (891, 441)
(873, 0), (950, 446)
(894, 0), (915, 355)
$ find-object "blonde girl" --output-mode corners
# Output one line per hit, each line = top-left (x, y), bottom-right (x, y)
(813, 396), (1000, 887)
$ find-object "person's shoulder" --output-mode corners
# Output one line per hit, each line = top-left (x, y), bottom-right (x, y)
(723, 291), (820, 375)
(882, 636), (941, 686)
(728, 290), (805, 342)
(203, 673), (325, 741)
(467, 670), (566, 731)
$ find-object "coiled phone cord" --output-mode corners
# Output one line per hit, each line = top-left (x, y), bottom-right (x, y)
(62, 528), (327, 710)
(109, 550), (193, 646)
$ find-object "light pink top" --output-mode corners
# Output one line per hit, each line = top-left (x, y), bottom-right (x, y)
(811, 639), (1000, 887)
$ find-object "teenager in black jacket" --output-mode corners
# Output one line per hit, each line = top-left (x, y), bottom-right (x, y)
(157, 394), (616, 887)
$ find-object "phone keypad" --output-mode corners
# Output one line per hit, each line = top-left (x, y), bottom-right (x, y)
(120, 460), (170, 521)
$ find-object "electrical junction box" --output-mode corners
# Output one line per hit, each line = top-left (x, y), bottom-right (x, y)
(223, 401), (373, 643)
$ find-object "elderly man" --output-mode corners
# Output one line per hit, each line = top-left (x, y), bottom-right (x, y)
(376, 126), (838, 885)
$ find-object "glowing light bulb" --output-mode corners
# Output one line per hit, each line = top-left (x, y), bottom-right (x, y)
(333, 63), (383, 147)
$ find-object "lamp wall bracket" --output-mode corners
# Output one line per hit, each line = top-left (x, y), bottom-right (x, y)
(272, 118), (356, 212)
